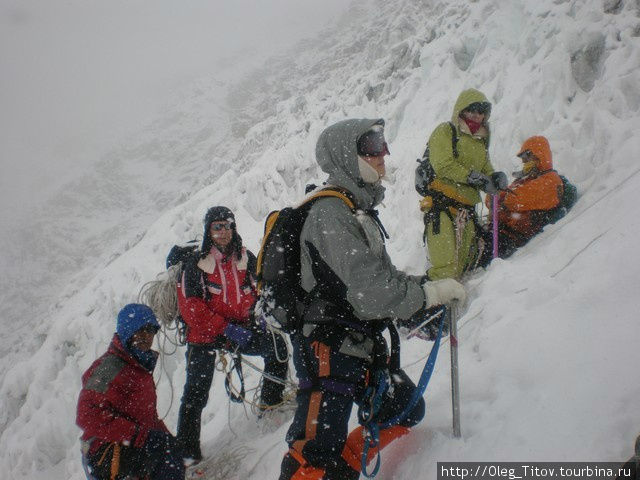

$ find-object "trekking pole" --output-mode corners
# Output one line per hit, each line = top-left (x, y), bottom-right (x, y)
(449, 301), (461, 438)
(492, 194), (499, 259)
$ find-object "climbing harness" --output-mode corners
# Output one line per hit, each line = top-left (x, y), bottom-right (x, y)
(220, 352), (246, 404)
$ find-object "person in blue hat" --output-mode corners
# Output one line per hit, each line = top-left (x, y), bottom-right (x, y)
(76, 303), (185, 480)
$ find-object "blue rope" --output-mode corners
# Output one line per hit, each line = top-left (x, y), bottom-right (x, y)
(361, 423), (381, 477)
(379, 306), (446, 429)
(360, 305), (447, 478)
(358, 370), (388, 425)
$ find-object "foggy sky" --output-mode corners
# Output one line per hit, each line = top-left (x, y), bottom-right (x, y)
(0, 0), (350, 230)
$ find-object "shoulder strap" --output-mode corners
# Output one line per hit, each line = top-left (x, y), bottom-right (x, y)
(244, 250), (257, 287)
(182, 255), (209, 301)
(447, 122), (459, 159)
(302, 186), (357, 211)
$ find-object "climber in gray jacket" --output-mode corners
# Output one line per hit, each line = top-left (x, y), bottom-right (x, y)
(279, 118), (465, 480)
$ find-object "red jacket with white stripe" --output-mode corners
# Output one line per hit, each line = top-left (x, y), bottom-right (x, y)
(177, 246), (257, 344)
(76, 335), (168, 454)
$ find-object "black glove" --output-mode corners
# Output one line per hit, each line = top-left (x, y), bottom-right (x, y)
(491, 171), (508, 191)
(143, 430), (176, 456)
(400, 305), (448, 341)
(467, 170), (497, 195)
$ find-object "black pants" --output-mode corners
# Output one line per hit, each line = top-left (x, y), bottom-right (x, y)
(85, 439), (184, 480)
(279, 328), (424, 480)
(177, 323), (288, 459)
(478, 224), (529, 265)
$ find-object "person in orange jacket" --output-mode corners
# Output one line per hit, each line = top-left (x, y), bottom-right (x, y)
(487, 136), (565, 258)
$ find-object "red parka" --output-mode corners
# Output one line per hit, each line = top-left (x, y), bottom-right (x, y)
(177, 246), (256, 344)
(76, 335), (168, 455)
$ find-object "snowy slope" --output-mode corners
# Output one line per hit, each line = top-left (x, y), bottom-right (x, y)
(2, 0), (640, 478)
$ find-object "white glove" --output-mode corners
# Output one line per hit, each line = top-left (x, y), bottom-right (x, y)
(423, 278), (466, 307)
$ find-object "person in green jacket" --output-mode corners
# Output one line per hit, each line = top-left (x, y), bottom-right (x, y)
(420, 88), (507, 280)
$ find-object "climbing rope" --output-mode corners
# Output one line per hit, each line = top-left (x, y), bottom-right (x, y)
(218, 349), (297, 414)
(267, 326), (291, 364)
(360, 307), (447, 478)
(138, 264), (182, 331)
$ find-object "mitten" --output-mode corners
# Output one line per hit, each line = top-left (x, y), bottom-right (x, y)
(491, 171), (508, 191)
(467, 170), (497, 194)
(224, 323), (253, 349)
(423, 278), (466, 307)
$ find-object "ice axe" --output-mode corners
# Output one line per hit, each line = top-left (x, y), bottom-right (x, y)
(449, 301), (461, 438)
(492, 194), (499, 259)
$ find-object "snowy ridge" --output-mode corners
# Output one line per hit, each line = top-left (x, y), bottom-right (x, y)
(2, 0), (640, 478)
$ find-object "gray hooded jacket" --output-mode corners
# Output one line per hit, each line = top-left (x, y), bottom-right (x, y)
(300, 118), (425, 323)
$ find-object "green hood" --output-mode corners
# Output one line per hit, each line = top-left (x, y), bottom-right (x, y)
(451, 88), (490, 124)
(315, 118), (386, 209)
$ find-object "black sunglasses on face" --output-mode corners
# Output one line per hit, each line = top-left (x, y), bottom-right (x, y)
(464, 102), (491, 115)
(211, 223), (234, 231)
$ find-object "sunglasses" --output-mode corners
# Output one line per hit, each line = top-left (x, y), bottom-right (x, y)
(464, 102), (491, 115)
(517, 150), (538, 161)
(210, 223), (234, 231)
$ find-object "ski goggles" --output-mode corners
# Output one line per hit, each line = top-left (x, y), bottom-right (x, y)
(464, 102), (491, 115)
(210, 222), (234, 231)
(357, 129), (390, 157)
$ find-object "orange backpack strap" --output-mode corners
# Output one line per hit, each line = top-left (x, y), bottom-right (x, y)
(301, 186), (356, 212)
(256, 209), (281, 282)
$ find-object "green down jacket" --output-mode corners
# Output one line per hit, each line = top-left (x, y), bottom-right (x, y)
(427, 88), (495, 206)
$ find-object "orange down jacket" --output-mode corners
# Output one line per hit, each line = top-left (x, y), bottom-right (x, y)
(488, 136), (563, 238)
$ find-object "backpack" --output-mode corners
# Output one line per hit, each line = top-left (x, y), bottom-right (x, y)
(415, 122), (458, 196)
(559, 175), (577, 211)
(166, 240), (199, 269)
(545, 174), (577, 224)
(138, 241), (200, 344)
(255, 187), (356, 333)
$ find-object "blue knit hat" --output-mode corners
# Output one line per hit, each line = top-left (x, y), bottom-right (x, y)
(116, 303), (160, 347)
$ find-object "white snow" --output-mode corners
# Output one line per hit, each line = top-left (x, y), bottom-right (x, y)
(1, 0), (640, 479)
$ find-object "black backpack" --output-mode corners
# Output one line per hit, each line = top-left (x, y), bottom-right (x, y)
(559, 175), (578, 211)
(546, 174), (578, 224)
(255, 187), (356, 333)
(166, 240), (199, 269)
(415, 122), (458, 196)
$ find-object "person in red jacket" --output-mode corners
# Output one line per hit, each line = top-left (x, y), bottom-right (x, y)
(487, 135), (565, 258)
(77, 303), (185, 480)
(176, 206), (288, 462)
